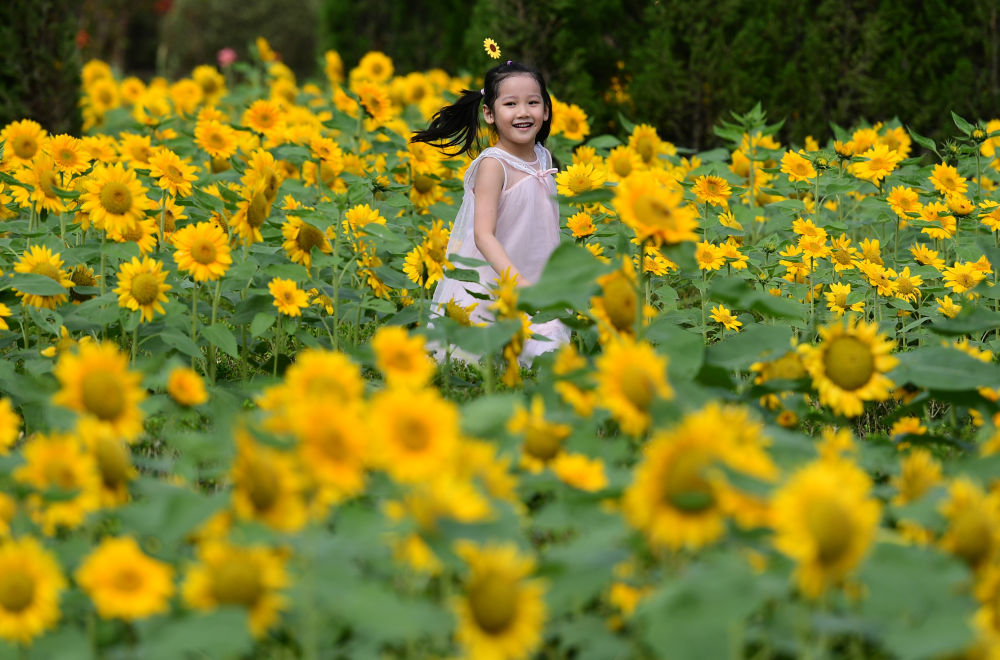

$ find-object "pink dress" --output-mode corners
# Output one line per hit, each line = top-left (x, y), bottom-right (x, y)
(431, 143), (570, 363)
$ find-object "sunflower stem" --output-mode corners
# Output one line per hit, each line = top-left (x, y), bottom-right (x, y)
(208, 279), (222, 383)
(190, 281), (200, 370)
(158, 189), (166, 245)
(130, 324), (139, 365)
(700, 269), (708, 344)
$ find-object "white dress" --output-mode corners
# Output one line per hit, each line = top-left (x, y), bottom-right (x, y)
(430, 143), (570, 364)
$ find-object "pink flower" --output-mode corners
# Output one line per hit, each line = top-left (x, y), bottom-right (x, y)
(217, 47), (237, 68)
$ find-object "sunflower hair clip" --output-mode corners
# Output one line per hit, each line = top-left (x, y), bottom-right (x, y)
(483, 37), (502, 60)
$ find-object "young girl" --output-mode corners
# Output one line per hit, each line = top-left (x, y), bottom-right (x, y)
(411, 60), (570, 363)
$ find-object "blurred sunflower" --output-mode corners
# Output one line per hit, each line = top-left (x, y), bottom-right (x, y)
(167, 365), (208, 406)
(798, 317), (897, 418)
(508, 395), (571, 468)
(0, 398), (20, 455)
(0, 536), (65, 645)
(52, 341), (146, 440)
(114, 256), (171, 323)
(80, 163), (154, 235)
(368, 387), (459, 483)
(605, 145), (643, 182)
(11, 154), (67, 214)
(14, 432), (102, 534)
(771, 457), (881, 598)
(12, 245), (74, 309)
(353, 51), (394, 83)
(280, 216), (330, 267)
(81, 428), (136, 507)
(230, 431), (308, 532)
(287, 400), (368, 504)
(1, 119), (46, 165)
(939, 478), (1000, 570)
(453, 541), (546, 660)
(595, 337), (672, 436)
(891, 448), (942, 506)
(371, 326), (435, 389)
(183, 539), (289, 638)
(613, 170), (697, 246)
(75, 536), (174, 621)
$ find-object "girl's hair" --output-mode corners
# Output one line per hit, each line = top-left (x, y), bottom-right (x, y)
(410, 61), (552, 156)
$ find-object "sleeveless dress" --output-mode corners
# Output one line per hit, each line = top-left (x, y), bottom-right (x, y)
(430, 143), (570, 364)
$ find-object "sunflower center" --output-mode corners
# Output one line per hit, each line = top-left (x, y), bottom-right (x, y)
(13, 136), (38, 160)
(43, 459), (78, 490)
(806, 498), (852, 565)
(621, 364), (655, 411)
(662, 449), (715, 513)
(0, 571), (35, 613)
(113, 568), (143, 592)
(95, 435), (132, 488)
(211, 556), (263, 606)
(633, 194), (675, 230)
(81, 371), (126, 421)
(247, 191), (269, 229)
(165, 164), (183, 181)
(823, 336), (875, 391)
(30, 261), (61, 281)
(602, 275), (637, 332)
(412, 174), (435, 194)
(263, 171), (280, 202)
(316, 430), (348, 462)
(468, 570), (518, 634)
(399, 416), (430, 451)
(244, 457), (279, 513)
(635, 137), (654, 163)
(568, 174), (592, 195)
(296, 223), (325, 253)
(523, 425), (563, 462)
(191, 237), (218, 265)
(612, 157), (633, 178)
(211, 157), (231, 173)
(100, 181), (133, 215)
(950, 509), (992, 566)
(130, 273), (161, 305)
(39, 170), (59, 198)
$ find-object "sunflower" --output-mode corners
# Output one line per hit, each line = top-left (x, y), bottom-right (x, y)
(595, 337), (672, 436)
(555, 163), (606, 197)
(605, 146), (644, 182)
(368, 387), (460, 483)
(14, 432), (103, 534)
(75, 536), (173, 621)
(566, 211), (596, 238)
(893, 266), (922, 303)
(409, 166), (447, 209)
(780, 150), (816, 182)
(146, 147), (198, 197)
(628, 123), (669, 167)
(12, 245), (74, 309)
(890, 448), (942, 506)
(43, 133), (90, 176)
(1, 119), (46, 165)
(230, 181), (271, 245)
(886, 185), (921, 220)
(929, 162), (968, 196)
(483, 37), (502, 59)
(80, 163), (154, 235)
(117, 132), (154, 166)
(771, 457), (880, 598)
(194, 119), (239, 160)
(453, 541), (546, 660)
(167, 366), (208, 406)
(798, 317), (898, 418)
(9, 154), (68, 215)
(280, 216), (331, 267)
(353, 80), (393, 123)
(257, 349), (365, 428)
(52, 341), (146, 440)
(172, 221), (232, 282)
(943, 260), (987, 294)
(353, 51), (394, 83)
(114, 256), (171, 323)
(710, 304), (742, 331)
(695, 240), (726, 271)
(613, 170), (697, 246)
(371, 325), (435, 389)
(554, 103), (590, 142)
(0, 398), (20, 455)
(851, 143), (903, 183)
(242, 98), (286, 137)
(0, 536), (65, 645)
(80, 428), (137, 507)
(183, 539), (289, 638)
(824, 282), (864, 317)
(287, 400), (368, 504)
(691, 174), (732, 207)
(939, 478), (1000, 570)
(268, 277), (309, 317)
(230, 430), (308, 532)
(508, 395), (572, 468)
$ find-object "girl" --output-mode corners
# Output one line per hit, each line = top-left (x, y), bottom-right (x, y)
(411, 60), (570, 363)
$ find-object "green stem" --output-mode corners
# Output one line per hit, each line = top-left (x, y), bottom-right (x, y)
(208, 279), (222, 382)
(701, 268), (708, 344)
(190, 281), (200, 369)
(130, 324), (139, 365)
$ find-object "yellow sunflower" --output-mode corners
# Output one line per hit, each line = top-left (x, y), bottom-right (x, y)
(771, 457), (881, 598)
(11, 154), (68, 214)
(0, 536), (65, 645)
(171, 221), (232, 282)
(1, 119), (46, 165)
(939, 478), (1000, 570)
(508, 395), (572, 468)
(370, 325), (435, 389)
(44, 133), (90, 176)
(12, 245), (74, 309)
(268, 277), (309, 317)
(241, 98), (287, 137)
(798, 317), (898, 418)
(0, 397), (21, 455)
(353, 80), (393, 123)
(594, 337), (672, 436)
(80, 163), (154, 235)
(287, 399), (368, 504)
(182, 539), (289, 638)
(353, 51), (394, 83)
(891, 448), (942, 506)
(613, 170), (698, 246)
(257, 349), (365, 433)
(146, 147), (198, 197)
(605, 145), (644, 182)
(52, 341), (146, 440)
(691, 174), (732, 207)
(280, 216), (331, 267)
(80, 427), (137, 507)
(240, 148), (284, 205)
(14, 432), (103, 534)
(628, 123), (670, 167)
(368, 386), (460, 483)
(230, 430), (308, 533)
(781, 150), (816, 182)
(167, 366), (208, 406)
(231, 181), (271, 245)
(194, 118), (239, 160)
(75, 536), (173, 620)
(453, 541), (546, 660)
(555, 163), (606, 197)
(114, 256), (171, 322)
(483, 38), (502, 60)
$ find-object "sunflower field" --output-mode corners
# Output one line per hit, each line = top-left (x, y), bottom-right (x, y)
(2, 36), (1000, 660)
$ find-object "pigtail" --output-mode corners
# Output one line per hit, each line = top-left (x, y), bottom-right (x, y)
(410, 89), (484, 157)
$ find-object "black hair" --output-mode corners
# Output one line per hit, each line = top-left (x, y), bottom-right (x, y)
(410, 61), (553, 157)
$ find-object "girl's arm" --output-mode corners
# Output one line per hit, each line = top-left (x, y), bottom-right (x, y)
(472, 158), (530, 285)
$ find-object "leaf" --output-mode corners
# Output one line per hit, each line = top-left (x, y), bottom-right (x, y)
(519, 243), (609, 311)
(705, 323), (793, 370)
(7, 273), (68, 296)
(928, 305), (1000, 336)
(644, 319), (705, 382)
(449, 318), (522, 356)
(250, 312), (276, 338)
(585, 134), (622, 149)
(139, 610), (253, 660)
(201, 323), (239, 358)
(907, 126), (939, 157)
(159, 330), (202, 358)
(891, 346), (1000, 391)
(951, 111), (974, 136)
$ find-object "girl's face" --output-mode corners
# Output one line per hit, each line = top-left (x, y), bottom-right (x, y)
(483, 74), (549, 159)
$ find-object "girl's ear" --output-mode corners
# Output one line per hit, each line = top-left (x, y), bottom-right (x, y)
(482, 103), (494, 125)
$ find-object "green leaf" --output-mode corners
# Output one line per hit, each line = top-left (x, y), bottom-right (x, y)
(560, 187), (614, 204)
(519, 243), (608, 311)
(449, 318), (522, 356)
(139, 610), (253, 660)
(951, 111), (974, 136)
(250, 312), (276, 338)
(891, 346), (1000, 391)
(7, 273), (67, 296)
(929, 305), (1000, 336)
(644, 319), (704, 382)
(585, 134), (622, 150)
(908, 126), (939, 156)
(201, 323), (239, 358)
(705, 323), (793, 370)
(159, 331), (202, 358)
